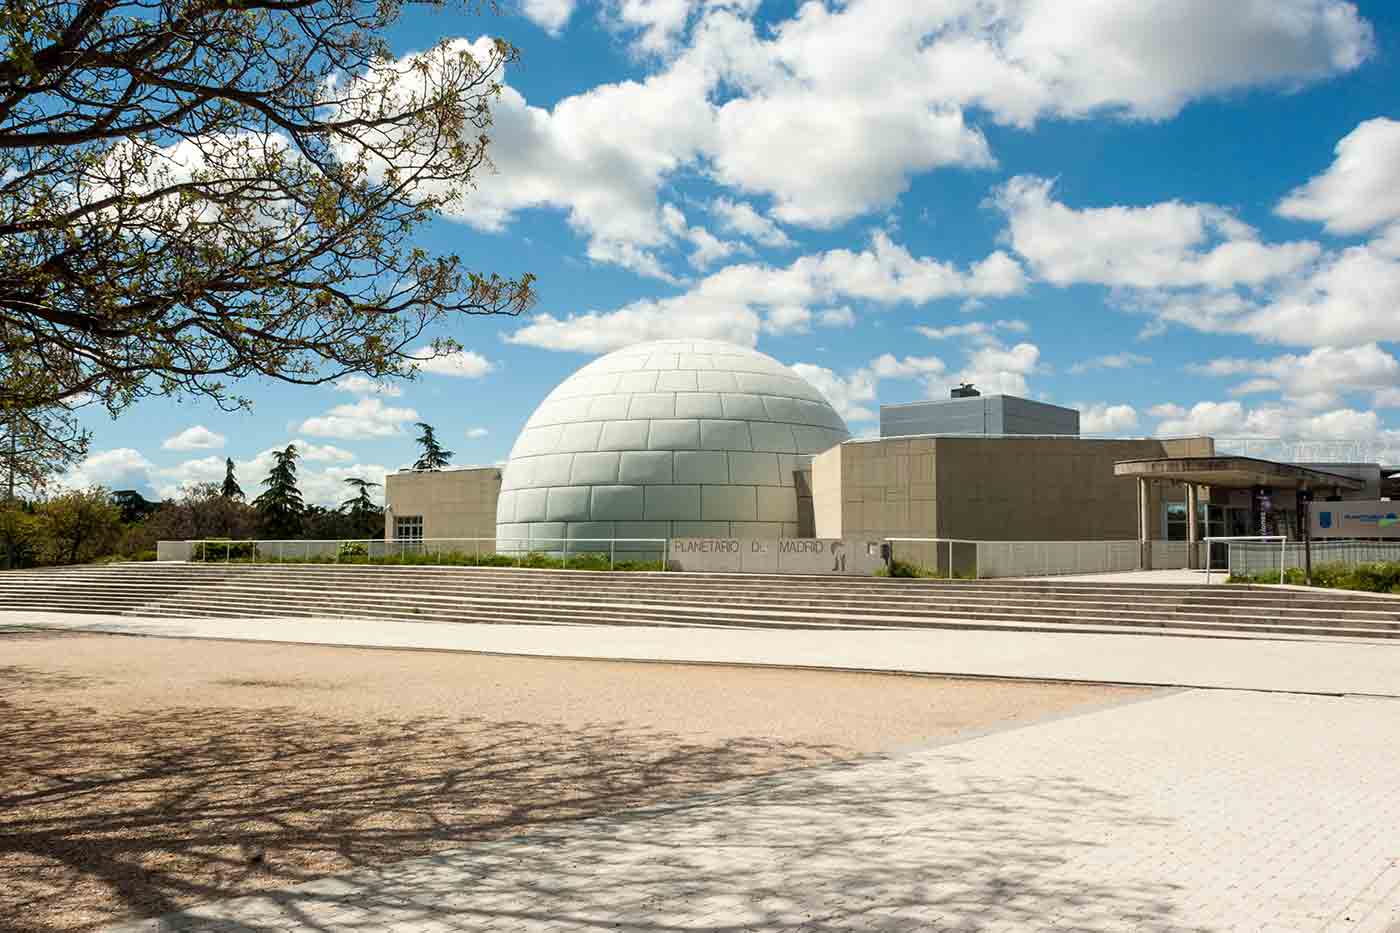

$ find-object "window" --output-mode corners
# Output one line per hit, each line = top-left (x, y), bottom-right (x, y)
(394, 515), (424, 542)
(1165, 502), (1227, 541)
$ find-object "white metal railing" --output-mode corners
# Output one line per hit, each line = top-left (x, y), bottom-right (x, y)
(1205, 536), (1287, 585)
(885, 538), (1202, 579)
(162, 537), (670, 571)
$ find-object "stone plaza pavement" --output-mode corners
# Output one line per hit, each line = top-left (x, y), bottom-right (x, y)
(103, 688), (1400, 933)
(9, 609), (1400, 696)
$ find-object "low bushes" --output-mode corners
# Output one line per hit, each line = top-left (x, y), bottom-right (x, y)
(192, 546), (665, 571)
(874, 559), (976, 579)
(1229, 560), (1400, 593)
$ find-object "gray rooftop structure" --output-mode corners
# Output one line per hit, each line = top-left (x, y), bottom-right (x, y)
(880, 394), (1080, 439)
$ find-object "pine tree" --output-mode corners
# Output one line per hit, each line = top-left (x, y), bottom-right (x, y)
(413, 423), (454, 471)
(221, 458), (244, 500)
(340, 478), (383, 537)
(253, 445), (303, 538)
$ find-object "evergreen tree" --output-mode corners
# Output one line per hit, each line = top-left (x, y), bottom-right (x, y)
(413, 423), (454, 471)
(340, 478), (383, 537)
(221, 458), (245, 500)
(253, 445), (303, 537)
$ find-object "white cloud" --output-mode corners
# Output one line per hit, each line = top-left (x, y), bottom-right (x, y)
(791, 352), (948, 424)
(299, 463), (394, 509)
(509, 233), (1023, 353)
(789, 363), (877, 424)
(916, 320), (1029, 343)
(662, 203), (747, 269)
(334, 375), (404, 397)
(60, 448), (156, 493)
(290, 439), (356, 463)
(817, 306), (855, 328)
(762, 304), (812, 336)
(411, 347), (496, 378)
(1192, 344), (1400, 409)
(508, 296), (762, 353)
(298, 398), (420, 439)
(1148, 403), (1186, 419)
(1278, 117), (1400, 235)
(957, 342), (1041, 397)
(466, 427), (489, 439)
(521, 0), (576, 35)
(161, 425), (226, 451)
(1153, 400), (1382, 440)
(994, 175), (1321, 290)
(923, 0), (1372, 126)
(1069, 353), (1153, 375)
(870, 354), (945, 380)
(709, 197), (793, 248)
(1079, 403), (1140, 435)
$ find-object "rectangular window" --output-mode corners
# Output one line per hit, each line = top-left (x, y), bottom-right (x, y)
(394, 515), (424, 542)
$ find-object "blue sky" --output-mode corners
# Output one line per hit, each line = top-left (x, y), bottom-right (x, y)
(65, 0), (1400, 504)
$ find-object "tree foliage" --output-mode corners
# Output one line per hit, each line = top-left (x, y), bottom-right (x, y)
(221, 457), (244, 500)
(35, 486), (123, 564)
(0, 0), (535, 417)
(252, 444), (302, 536)
(412, 422), (452, 470)
(340, 476), (382, 536)
(0, 398), (90, 499)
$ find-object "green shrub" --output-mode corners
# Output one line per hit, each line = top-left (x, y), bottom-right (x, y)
(190, 539), (259, 562)
(1229, 560), (1400, 593)
(337, 540), (369, 561)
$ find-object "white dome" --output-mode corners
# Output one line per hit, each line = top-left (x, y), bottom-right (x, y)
(496, 339), (850, 546)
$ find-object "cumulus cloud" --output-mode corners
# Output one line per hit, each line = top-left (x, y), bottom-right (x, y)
(521, 0), (576, 35)
(298, 398), (419, 439)
(60, 449), (156, 493)
(334, 375), (405, 397)
(1153, 400), (1381, 440)
(791, 352), (948, 424)
(1069, 353), (1153, 375)
(161, 425), (226, 451)
(411, 347), (496, 378)
(1191, 344), (1400, 409)
(709, 197), (793, 248)
(509, 233), (1025, 353)
(957, 342), (1041, 397)
(789, 363), (878, 424)
(1078, 403), (1140, 435)
(993, 176), (1321, 290)
(916, 320), (1028, 343)
(466, 427), (489, 439)
(1278, 117), (1400, 235)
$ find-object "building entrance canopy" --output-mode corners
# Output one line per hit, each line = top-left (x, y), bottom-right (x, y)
(1113, 456), (1365, 493)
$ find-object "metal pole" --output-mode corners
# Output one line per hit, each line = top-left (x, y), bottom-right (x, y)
(610, 539), (615, 571)
(974, 543), (979, 580)
(564, 537), (569, 569)
(1279, 536), (1286, 586)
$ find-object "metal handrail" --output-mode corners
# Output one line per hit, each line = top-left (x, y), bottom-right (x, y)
(1204, 535), (1287, 585)
(175, 537), (670, 571)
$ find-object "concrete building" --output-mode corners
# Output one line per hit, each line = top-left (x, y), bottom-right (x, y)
(383, 467), (500, 542)
(880, 393), (1079, 438)
(383, 339), (1389, 574)
(812, 435), (1214, 544)
(493, 339), (848, 546)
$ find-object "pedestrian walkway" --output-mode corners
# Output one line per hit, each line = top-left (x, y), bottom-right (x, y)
(104, 689), (1400, 932)
(7, 608), (1400, 696)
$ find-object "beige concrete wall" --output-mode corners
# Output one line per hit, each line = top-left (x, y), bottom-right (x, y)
(813, 436), (1213, 544)
(384, 468), (501, 541)
(811, 445), (843, 538)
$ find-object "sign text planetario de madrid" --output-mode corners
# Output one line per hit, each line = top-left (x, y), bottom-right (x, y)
(669, 538), (886, 575)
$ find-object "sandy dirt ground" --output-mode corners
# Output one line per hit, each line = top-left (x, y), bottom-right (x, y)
(0, 630), (1146, 933)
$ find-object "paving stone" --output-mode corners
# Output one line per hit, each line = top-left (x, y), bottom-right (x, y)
(98, 689), (1400, 932)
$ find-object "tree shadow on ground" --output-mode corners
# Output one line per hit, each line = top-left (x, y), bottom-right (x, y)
(0, 689), (1201, 933)
(0, 695), (850, 933)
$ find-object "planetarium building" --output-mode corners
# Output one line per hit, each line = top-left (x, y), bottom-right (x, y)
(494, 339), (851, 544)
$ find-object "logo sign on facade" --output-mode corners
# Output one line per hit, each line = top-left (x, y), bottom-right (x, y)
(669, 538), (885, 575)
(1309, 500), (1400, 538)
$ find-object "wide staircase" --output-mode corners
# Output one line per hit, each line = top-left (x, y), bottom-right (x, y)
(2, 562), (1399, 643)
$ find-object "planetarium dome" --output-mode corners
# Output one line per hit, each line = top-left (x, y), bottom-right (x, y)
(496, 338), (850, 547)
